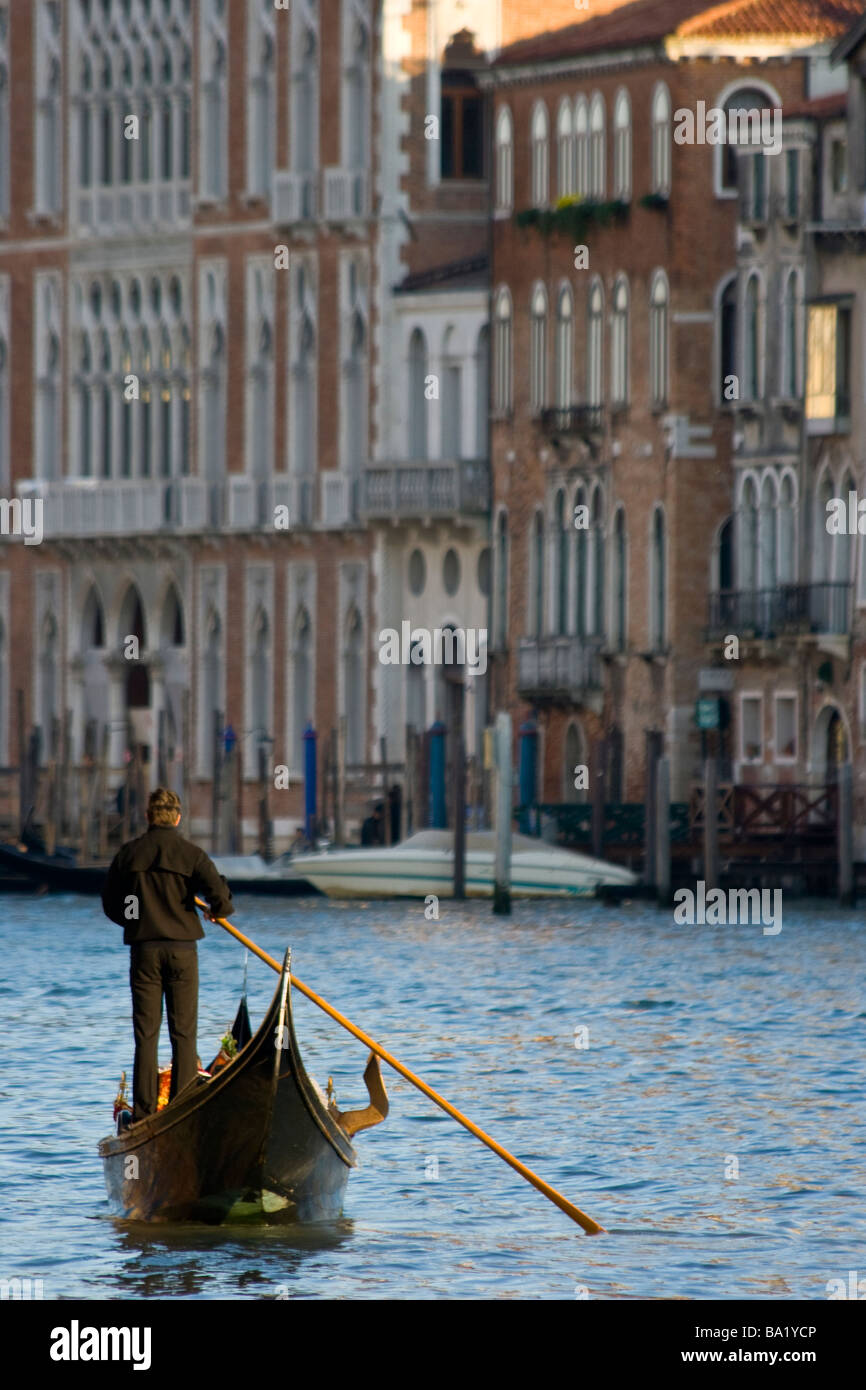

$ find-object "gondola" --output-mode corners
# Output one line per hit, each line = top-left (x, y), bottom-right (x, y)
(98, 948), (388, 1223)
(0, 841), (317, 897)
(0, 841), (107, 893)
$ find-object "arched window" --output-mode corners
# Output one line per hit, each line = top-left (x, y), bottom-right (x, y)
(247, 0), (275, 199)
(292, 606), (313, 771)
(611, 507), (627, 651)
(77, 333), (94, 478)
(495, 106), (513, 212)
(740, 477), (758, 591)
(649, 271), (669, 408)
(814, 473), (833, 583)
(574, 486), (587, 637)
(38, 612), (59, 758)
(529, 284), (547, 415)
(650, 507), (666, 649)
(36, 278), (61, 480)
(0, 326), (6, 490)
(201, 608), (224, 776)
(291, 0), (318, 211)
(406, 637), (426, 734)
(588, 488), (605, 637)
(574, 96), (588, 196)
(778, 474), (796, 584)
(836, 472), (856, 585)
(160, 585), (185, 647)
(343, 0), (371, 191)
(613, 89), (631, 200)
(530, 101), (549, 207)
(292, 302), (316, 479)
(555, 285), (573, 410)
(531, 509), (544, 635)
(201, 319), (226, 483)
(137, 326), (153, 478)
(718, 275), (737, 402)
(343, 605), (364, 764)
(82, 587), (105, 649)
(119, 584), (147, 649)
(0, 14), (8, 220)
(758, 474), (777, 589)
(555, 490), (568, 635)
(35, 2), (62, 214)
(651, 83), (671, 196)
(556, 100), (574, 198)
(493, 288), (512, 414)
(719, 87), (774, 194)
(781, 270), (800, 399)
(200, 0), (228, 198)
(408, 328), (428, 460)
(248, 319), (273, 481)
(587, 279), (604, 408)
(589, 94), (605, 198)
(744, 273), (761, 400)
(249, 607), (271, 767)
(439, 327), (462, 460)
(495, 510), (509, 648)
(475, 324), (489, 454)
(341, 260), (368, 475)
(611, 276), (629, 407)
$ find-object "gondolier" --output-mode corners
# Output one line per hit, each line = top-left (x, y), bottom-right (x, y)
(101, 787), (234, 1124)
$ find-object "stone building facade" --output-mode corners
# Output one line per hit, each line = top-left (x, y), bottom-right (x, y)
(0, 0), (380, 844)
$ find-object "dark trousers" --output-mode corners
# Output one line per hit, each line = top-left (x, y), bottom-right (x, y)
(129, 942), (198, 1122)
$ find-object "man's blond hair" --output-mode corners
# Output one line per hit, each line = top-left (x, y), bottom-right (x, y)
(147, 787), (182, 826)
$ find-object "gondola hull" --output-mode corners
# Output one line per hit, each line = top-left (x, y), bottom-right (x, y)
(98, 955), (358, 1223)
(0, 842), (316, 897)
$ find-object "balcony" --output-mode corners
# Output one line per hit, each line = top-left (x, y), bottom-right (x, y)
(517, 635), (604, 704)
(16, 477), (208, 537)
(360, 459), (489, 521)
(707, 584), (852, 640)
(273, 170), (317, 224)
(539, 405), (604, 449)
(74, 181), (192, 236)
(320, 472), (359, 527)
(14, 475), (312, 538)
(322, 167), (370, 221)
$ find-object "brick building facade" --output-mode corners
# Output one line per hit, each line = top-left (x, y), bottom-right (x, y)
(485, 0), (863, 808)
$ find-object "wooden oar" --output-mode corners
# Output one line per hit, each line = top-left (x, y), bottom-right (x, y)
(196, 897), (605, 1235)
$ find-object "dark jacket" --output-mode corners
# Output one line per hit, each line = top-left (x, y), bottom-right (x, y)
(101, 824), (235, 944)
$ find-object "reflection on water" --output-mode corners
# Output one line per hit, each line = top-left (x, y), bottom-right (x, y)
(1, 892), (865, 1298)
(98, 1220), (355, 1299)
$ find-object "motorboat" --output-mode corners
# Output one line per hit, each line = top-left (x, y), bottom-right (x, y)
(291, 829), (638, 899)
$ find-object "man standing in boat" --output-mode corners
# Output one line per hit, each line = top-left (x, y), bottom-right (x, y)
(101, 787), (234, 1124)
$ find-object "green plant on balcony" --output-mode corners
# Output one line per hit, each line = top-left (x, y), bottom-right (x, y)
(514, 194), (629, 241)
(639, 191), (669, 210)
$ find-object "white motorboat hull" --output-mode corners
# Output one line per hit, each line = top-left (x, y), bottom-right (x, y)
(292, 831), (637, 900)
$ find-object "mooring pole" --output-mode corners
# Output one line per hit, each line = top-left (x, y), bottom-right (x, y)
(493, 711), (512, 915)
(838, 761), (854, 906)
(703, 757), (719, 893)
(655, 755), (671, 907)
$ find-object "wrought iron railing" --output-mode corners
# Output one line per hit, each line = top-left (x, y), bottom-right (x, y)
(707, 583), (852, 638)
